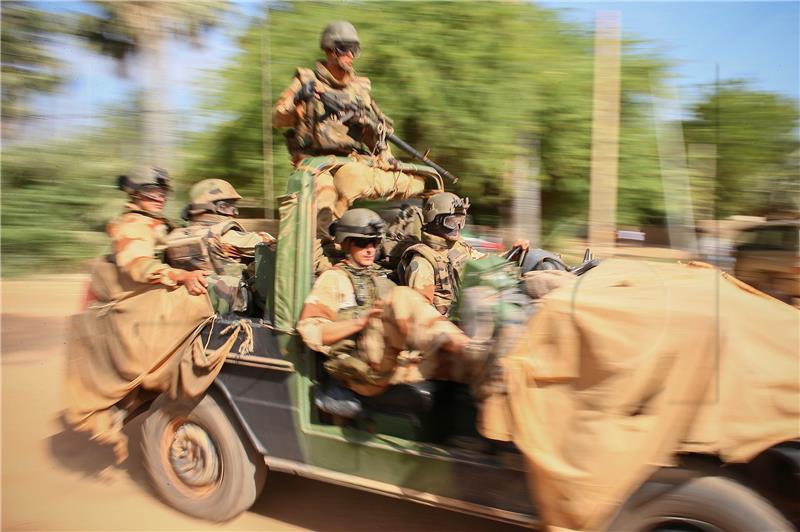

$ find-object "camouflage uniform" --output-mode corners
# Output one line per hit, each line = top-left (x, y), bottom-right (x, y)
(297, 208), (468, 396)
(108, 203), (184, 287)
(167, 179), (276, 315)
(272, 22), (427, 273)
(297, 260), (467, 396)
(402, 232), (486, 316)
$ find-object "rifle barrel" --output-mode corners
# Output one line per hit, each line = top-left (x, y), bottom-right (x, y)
(387, 133), (459, 184)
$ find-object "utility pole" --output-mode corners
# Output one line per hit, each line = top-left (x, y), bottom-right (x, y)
(588, 11), (622, 252)
(510, 135), (541, 246)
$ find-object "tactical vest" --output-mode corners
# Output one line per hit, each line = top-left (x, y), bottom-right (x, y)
(399, 237), (470, 316)
(290, 66), (378, 158)
(378, 205), (424, 277)
(165, 219), (247, 276)
(325, 263), (396, 389)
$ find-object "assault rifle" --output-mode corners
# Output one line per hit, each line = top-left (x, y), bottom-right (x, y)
(317, 92), (460, 184)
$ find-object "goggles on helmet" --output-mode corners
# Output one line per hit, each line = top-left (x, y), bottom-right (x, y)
(136, 185), (168, 202)
(333, 41), (361, 57)
(214, 200), (239, 217)
(441, 213), (466, 231)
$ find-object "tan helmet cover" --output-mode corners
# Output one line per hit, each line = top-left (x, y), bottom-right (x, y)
(189, 179), (242, 205)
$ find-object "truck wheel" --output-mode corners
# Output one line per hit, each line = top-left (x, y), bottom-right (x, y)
(609, 475), (792, 532)
(141, 393), (267, 522)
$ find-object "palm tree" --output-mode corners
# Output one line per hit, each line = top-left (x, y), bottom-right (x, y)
(78, 1), (231, 167)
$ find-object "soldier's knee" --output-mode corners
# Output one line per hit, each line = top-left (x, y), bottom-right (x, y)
(333, 163), (376, 202)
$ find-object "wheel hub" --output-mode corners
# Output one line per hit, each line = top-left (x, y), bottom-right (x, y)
(167, 421), (221, 488)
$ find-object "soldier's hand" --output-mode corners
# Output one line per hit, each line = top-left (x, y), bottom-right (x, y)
(511, 239), (530, 251)
(176, 270), (210, 295)
(293, 80), (317, 105)
(356, 305), (383, 330)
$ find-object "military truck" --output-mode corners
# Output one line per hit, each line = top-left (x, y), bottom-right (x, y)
(131, 157), (798, 530)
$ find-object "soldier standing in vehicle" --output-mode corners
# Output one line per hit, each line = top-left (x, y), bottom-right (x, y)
(109, 166), (209, 295)
(273, 21), (427, 273)
(166, 178), (276, 314)
(296, 208), (474, 397)
(399, 192), (530, 317)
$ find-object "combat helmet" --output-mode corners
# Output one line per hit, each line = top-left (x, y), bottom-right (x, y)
(183, 178), (243, 219)
(422, 192), (470, 224)
(332, 208), (385, 244)
(117, 166), (171, 195)
(320, 21), (360, 50)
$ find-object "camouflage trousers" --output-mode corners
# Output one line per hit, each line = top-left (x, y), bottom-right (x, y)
(325, 286), (469, 396)
(313, 161), (427, 273)
(206, 274), (249, 315)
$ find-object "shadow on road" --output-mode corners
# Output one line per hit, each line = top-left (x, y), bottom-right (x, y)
(48, 411), (154, 495)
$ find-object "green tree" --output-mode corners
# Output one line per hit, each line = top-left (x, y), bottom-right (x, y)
(684, 80), (800, 217)
(1, 2), (66, 132)
(78, 0), (231, 166)
(188, 1), (668, 234)
(0, 100), (152, 275)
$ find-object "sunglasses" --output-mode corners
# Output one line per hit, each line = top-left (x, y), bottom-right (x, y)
(333, 42), (361, 57)
(350, 237), (380, 249)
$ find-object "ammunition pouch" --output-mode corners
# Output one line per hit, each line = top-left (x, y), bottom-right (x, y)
(165, 231), (213, 272)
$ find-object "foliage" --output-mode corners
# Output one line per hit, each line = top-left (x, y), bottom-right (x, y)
(77, 1), (233, 68)
(1, 2), (66, 126)
(0, 101), (174, 276)
(683, 80), (800, 217)
(186, 1), (669, 229)
(76, 1), (232, 165)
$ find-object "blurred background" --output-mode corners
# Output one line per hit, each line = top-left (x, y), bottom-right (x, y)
(2, 1), (798, 293)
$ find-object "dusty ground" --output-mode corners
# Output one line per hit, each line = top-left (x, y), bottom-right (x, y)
(1, 276), (522, 531)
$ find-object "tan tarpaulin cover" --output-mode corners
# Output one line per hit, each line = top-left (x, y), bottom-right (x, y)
(488, 259), (799, 531)
(64, 261), (242, 461)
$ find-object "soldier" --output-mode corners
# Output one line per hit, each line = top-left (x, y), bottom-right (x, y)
(166, 178), (276, 314)
(273, 21), (427, 273)
(108, 166), (209, 295)
(296, 208), (472, 397)
(399, 192), (529, 316)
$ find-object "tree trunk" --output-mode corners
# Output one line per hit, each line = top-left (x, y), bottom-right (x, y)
(140, 19), (170, 168)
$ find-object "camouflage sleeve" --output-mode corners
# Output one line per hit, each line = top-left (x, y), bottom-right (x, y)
(405, 255), (436, 304)
(219, 229), (275, 259)
(272, 77), (303, 129)
(108, 214), (181, 286)
(296, 269), (348, 354)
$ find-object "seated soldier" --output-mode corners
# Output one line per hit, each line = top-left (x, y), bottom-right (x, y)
(272, 21), (429, 273)
(109, 167), (209, 295)
(296, 208), (474, 398)
(399, 192), (529, 317)
(166, 178), (275, 315)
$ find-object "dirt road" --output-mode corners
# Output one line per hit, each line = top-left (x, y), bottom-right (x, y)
(1, 276), (521, 531)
